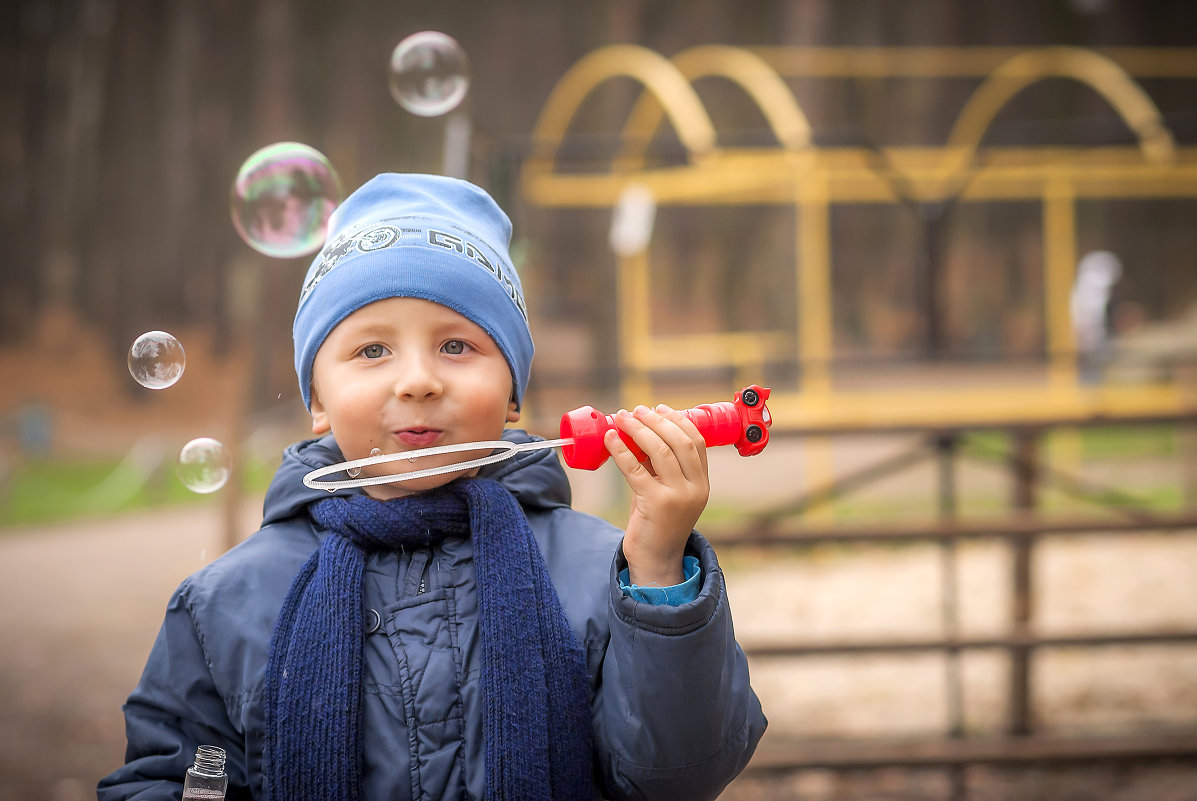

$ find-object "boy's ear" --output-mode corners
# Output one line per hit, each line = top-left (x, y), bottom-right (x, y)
(309, 389), (332, 435)
(506, 399), (520, 423)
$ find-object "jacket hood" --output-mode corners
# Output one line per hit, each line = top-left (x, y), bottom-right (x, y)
(261, 429), (573, 526)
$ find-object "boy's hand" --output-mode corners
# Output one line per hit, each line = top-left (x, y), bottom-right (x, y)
(605, 404), (710, 588)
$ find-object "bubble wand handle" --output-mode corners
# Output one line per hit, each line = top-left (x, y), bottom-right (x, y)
(559, 384), (772, 470)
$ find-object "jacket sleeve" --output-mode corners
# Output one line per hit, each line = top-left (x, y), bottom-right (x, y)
(593, 531), (767, 801)
(97, 581), (250, 801)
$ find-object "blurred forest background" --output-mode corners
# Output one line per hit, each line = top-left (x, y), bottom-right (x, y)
(3, 0), (1196, 456)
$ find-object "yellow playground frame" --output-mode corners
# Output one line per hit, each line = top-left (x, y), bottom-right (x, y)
(520, 45), (1197, 433)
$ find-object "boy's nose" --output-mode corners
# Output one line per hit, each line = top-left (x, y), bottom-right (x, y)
(393, 353), (443, 400)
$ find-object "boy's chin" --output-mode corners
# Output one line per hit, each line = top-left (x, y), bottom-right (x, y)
(359, 467), (479, 500)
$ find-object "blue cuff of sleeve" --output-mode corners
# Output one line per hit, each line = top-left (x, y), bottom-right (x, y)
(617, 555), (702, 606)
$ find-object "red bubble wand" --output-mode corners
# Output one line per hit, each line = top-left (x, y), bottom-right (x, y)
(303, 385), (772, 491)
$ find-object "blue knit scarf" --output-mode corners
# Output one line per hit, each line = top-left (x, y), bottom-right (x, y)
(262, 477), (594, 801)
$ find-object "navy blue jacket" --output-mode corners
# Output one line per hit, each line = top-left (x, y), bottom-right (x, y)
(99, 431), (766, 800)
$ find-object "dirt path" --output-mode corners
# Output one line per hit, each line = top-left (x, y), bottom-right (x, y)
(0, 501), (262, 800)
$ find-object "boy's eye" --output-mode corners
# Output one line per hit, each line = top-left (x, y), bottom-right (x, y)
(442, 340), (467, 355)
(361, 344), (387, 359)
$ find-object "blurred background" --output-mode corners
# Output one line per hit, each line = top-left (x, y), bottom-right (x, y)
(2, 0), (1196, 799)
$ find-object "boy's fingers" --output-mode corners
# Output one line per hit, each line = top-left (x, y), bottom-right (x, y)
(609, 409), (668, 466)
(635, 404), (706, 483)
(602, 426), (654, 483)
(606, 408), (681, 486)
(619, 406), (690, 482)
(655, 404), (708, 474)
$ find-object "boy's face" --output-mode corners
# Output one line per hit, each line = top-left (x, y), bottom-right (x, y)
(309, 297), (519, 500)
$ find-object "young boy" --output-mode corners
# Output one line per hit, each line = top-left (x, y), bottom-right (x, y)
(99, 173), (766, 801)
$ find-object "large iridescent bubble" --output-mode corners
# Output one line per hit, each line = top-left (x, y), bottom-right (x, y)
(128, 330), (186, 390)
(177, 437), (232, 494)
(230, 142), (343, 259)
(388, 31), (470, 117)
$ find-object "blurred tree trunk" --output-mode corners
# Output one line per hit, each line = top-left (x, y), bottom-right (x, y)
(91, 0), (166, 368)
(1, 3), (49, 344)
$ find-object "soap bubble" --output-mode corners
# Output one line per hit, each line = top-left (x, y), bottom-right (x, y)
(177, 437), (232, 494)
(230, 142), (343, 259)
(349, 447), (384, 478)
(128, 331), (186, 390)
(388, 31), (470, 117)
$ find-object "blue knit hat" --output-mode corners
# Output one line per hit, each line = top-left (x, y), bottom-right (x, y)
(293, 173), (533, 410)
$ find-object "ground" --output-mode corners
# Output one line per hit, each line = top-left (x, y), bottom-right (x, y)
(2, 440), (1196, 800)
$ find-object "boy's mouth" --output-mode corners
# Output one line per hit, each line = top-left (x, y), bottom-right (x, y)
(395, 428), (442, 447)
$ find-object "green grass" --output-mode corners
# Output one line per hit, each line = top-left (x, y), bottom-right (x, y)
(1071, 424), (1178, 459)
(966, 424), (1179, 460)
(1, 421), (1185, 530)
(0, 455), (276, 530)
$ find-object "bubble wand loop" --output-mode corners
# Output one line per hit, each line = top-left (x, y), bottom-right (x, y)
(303, 385), (771, 492)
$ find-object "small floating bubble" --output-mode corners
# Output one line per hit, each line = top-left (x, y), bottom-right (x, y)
(128, 331), (186, 390)
(177, 437), (232, 494)
(388, 31), (470, 117)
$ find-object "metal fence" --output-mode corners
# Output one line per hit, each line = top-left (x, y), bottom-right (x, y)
(709, 413), (1197, 797)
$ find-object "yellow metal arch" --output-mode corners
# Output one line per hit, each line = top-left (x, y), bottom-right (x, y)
(615, 45), (814, 171)
(944, 46), (1177, 177)
(525, 44), (718, 175)
(520, 44), (1197, 438)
